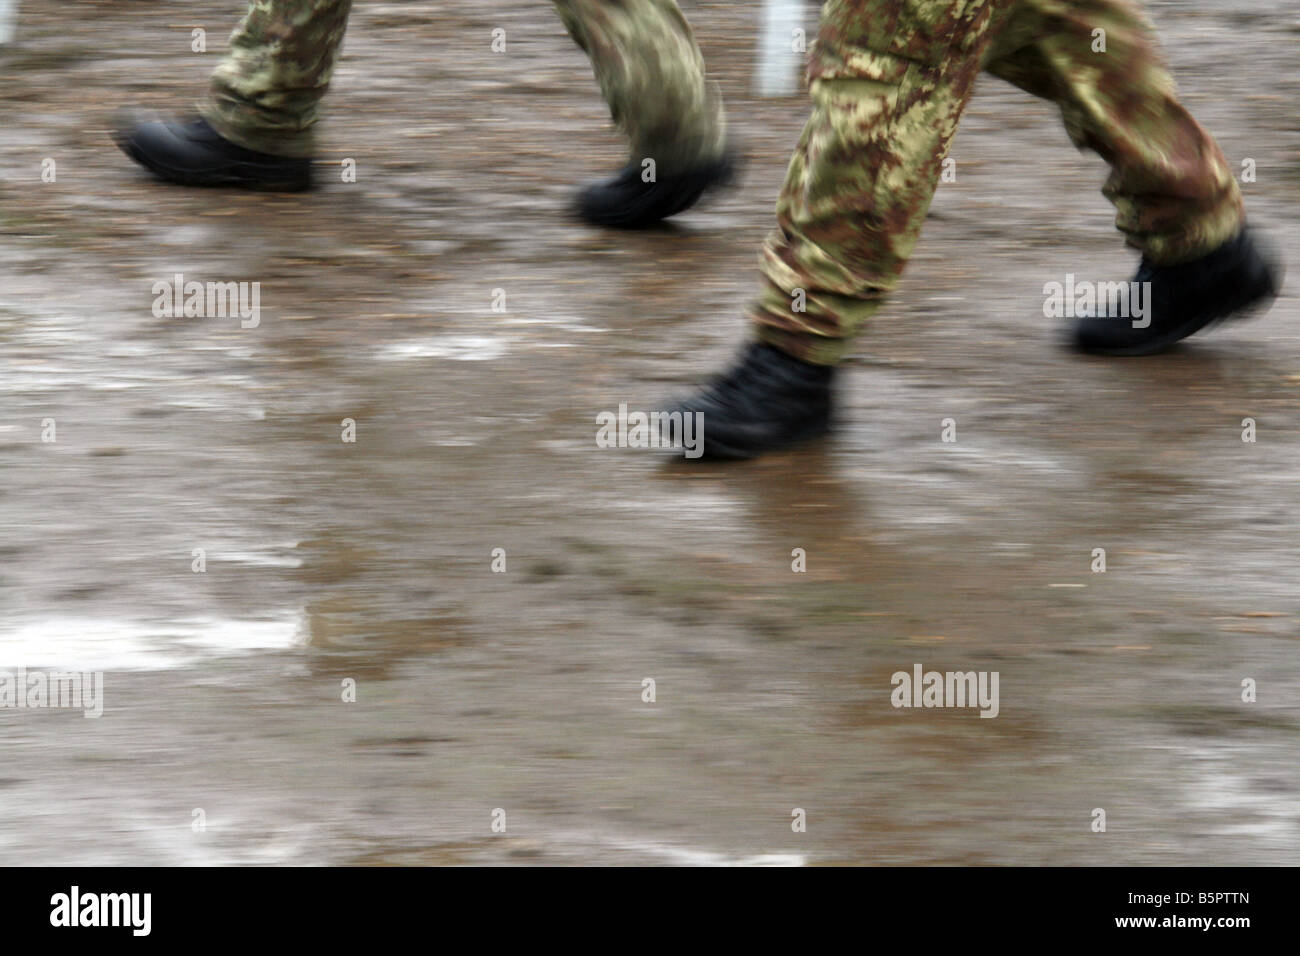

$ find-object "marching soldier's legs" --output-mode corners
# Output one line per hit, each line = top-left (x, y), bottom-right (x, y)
(664, 0), (1277, 458)
(554, 0), (734, 227)
(113, 0), (731, 216)
(202, 0), (355, 160)
(984, 0), (1276, 354)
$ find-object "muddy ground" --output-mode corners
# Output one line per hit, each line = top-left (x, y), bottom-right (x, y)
(1, 0), (1298, 865)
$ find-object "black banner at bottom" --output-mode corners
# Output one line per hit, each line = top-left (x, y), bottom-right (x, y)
(0, 866), (1278, 942)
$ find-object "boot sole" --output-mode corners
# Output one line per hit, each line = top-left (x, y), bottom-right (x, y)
(684, 418), (832, 461)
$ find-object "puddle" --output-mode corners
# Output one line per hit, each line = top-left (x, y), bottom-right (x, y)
(0, 612), (308, 672)
(375, 335), (508, 362)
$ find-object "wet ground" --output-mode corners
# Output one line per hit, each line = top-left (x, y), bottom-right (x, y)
(1, 0), (1298, 865)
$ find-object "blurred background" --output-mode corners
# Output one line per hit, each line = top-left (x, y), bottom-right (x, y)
(0, 0), (1298, 864)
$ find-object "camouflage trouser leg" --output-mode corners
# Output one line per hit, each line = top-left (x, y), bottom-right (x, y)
(201, 0), (725, 167)
(751, 0), (1245, 366)
(200, 0), (353, 158)
(983, 0), (1242, 267)
(551, 0), (727, 172)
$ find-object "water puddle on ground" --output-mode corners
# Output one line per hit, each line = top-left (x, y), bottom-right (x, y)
(374, 335), (508, 362)
(548, 830), (806, 866)
(1176, 743), (1300, 841)
(0, 611), (307, 672)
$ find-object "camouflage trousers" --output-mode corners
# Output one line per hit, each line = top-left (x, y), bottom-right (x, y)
(201, 0), (727, 172)
(752, 0), (1246, 365)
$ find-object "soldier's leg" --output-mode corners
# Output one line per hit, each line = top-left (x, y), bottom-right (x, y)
(202, 0), (355, 159)
(982, 0), (1241, 266)
(554, 0), (733, 226)
(657, 1), (1014, 459)
(113, 0), (349, 189)
(748, 0), (1009, 366)
(551, 0), (726, 173)
(984, 0), (1276, 355)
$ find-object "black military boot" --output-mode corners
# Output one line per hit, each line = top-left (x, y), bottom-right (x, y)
(576, 153), (735, 228)
(659, 341), (834, 460)
(1072, 227), (1280, 356)
(113, 115), (313, 192)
